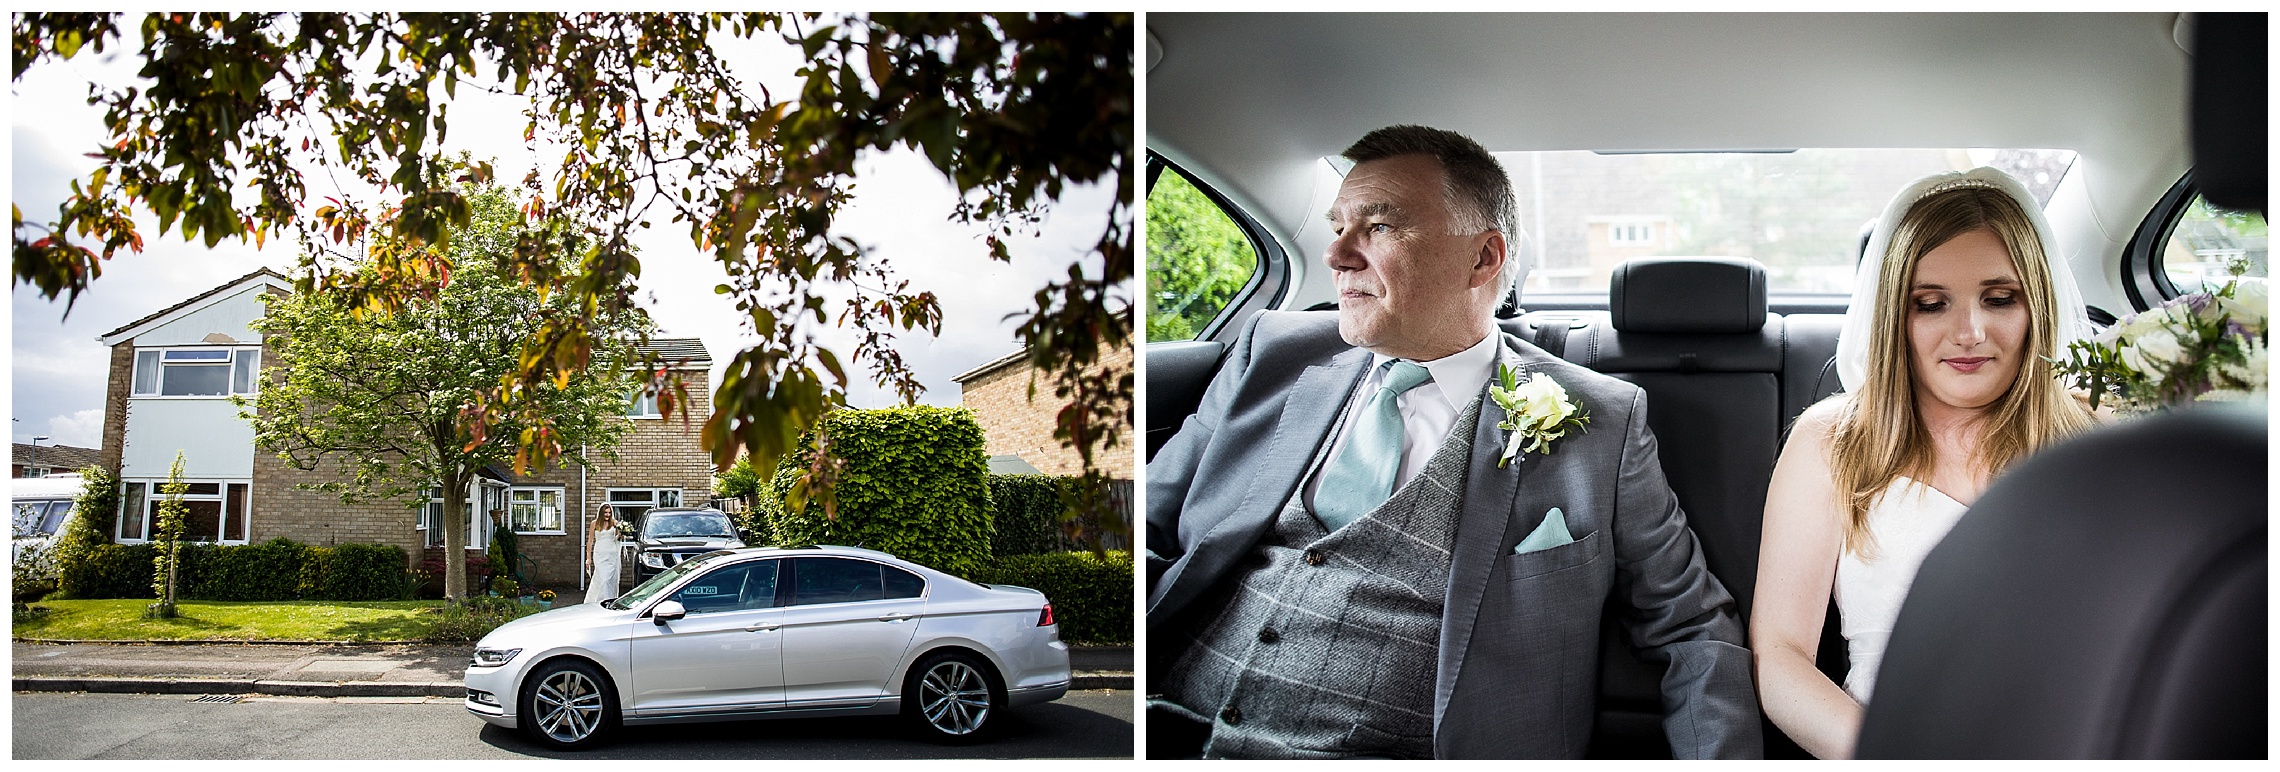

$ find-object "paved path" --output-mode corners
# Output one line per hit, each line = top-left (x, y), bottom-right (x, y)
(12, 640), (1130, 697)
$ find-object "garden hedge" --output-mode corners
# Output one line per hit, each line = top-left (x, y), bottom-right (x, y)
(966, 550), (1133, 645)
(764, 406), (993, 576)
(55, 538), (411, 601)
(988, 474), (1083, 556)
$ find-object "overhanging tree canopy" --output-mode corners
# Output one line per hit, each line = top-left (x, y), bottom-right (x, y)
(13, 12), (1133, 532)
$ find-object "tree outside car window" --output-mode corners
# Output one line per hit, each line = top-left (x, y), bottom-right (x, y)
(2163, 196), (2268, 295)
(1146, 168), (1258, 342)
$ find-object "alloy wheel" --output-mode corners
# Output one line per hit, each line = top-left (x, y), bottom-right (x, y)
(919, 659), (992, 735)
(534, 668), (605, 743)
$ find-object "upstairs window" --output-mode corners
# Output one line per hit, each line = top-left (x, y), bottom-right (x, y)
(132, 347), (259, 397)
(626, 389), (661, 418)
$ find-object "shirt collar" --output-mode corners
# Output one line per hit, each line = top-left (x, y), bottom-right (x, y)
(1368, 331), (1501, 407)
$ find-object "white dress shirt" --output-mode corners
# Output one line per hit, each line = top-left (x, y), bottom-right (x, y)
(1303, 332), (1502, 513)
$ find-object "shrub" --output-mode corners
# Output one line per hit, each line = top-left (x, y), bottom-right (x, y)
(312, 543), (413, 601)
(51, 539), (410, 602)
(988, 474), (1083, 556)
(192, 538), (309, 601)
(422, 594), (538, 642)
(48, 466), (120, 599)
(58, 543), (158, 599)
(967, 550), (1133, 645)
(765, 406), (993, 576)
(12, 541), (61, 602)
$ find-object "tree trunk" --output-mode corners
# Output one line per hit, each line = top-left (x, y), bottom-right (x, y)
(441, 469), (470, 602)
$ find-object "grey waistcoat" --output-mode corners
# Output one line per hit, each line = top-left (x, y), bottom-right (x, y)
(1158, 397), (1482, 759)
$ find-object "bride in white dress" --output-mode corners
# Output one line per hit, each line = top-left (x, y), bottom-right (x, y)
(584, 508), (621, 605)
(1751, 167), (2098, 759)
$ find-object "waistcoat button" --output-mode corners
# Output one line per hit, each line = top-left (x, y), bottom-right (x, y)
(1304, 549), (1327, 566)
(1220, 705), (1243, 726)
(1257, 627), (1280, 644)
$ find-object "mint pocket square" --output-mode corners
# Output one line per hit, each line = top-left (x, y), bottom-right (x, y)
(1514, 507), (1574, 554)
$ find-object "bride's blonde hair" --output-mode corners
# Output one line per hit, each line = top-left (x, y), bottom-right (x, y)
(1827, 185), (2093, 558)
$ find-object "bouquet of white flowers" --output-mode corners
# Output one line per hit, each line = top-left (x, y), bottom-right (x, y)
(2056, 280), (2267, 413)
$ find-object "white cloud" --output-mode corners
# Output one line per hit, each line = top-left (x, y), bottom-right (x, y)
(43, 409), (104, 449)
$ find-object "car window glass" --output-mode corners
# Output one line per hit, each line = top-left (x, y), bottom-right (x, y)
(1147, 165), (1260, 342)
(670, 563), (750, 615)
(41, 501), (72, 535)
(792, 557), (885, 606)
(2160, 194), (2268, 295)
(643, 511), (734, 538)
(883, 565), (924, 600)
(741, 560), (781, 609)
(1465, 148), (2076, 297)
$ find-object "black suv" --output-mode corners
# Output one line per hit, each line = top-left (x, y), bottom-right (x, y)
(631, 507), (745, 580)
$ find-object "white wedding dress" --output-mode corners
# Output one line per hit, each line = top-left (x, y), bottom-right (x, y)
(584, 525), (621, 605)
(1831, 477), (1970, 704)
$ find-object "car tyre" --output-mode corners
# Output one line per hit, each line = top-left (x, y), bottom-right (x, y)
(519, 658), (619, 751)
(903, 650), (1003, 743)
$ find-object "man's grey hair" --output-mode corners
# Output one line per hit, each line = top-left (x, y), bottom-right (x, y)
(1342, 125), (1527, 298)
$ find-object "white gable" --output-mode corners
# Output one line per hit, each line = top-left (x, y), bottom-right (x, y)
(129, 286), (273, 346)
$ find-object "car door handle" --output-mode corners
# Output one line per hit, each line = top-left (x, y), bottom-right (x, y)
(878, 612), (915, 623)
(745, 622), (780, 632)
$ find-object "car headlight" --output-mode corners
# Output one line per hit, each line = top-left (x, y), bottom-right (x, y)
(641, 552), (666, 568)
(471, 647), (522, 668)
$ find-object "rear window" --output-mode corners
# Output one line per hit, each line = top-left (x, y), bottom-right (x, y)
(1475, 148), (2077, 297)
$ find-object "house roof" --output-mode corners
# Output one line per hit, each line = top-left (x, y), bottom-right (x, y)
(986, 454), (1044, 475)
(634, 337), (712, 366)
(12, 443), (101, 471)
(99, 268), (294, 346)
(950, 308), (1130, 385)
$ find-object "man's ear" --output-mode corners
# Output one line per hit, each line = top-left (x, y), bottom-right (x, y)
(1470, 231), (1508, 290)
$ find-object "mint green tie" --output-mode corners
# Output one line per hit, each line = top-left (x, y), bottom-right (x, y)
(1315, 360), (1434, 531)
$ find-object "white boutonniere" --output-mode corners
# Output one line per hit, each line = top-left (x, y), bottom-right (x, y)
(1489, 363), (1590, 468)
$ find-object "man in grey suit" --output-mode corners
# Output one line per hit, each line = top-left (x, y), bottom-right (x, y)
(1145, 125), (1760, 759)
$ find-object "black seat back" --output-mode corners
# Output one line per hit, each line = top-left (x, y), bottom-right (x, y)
(1512, 257), (1784, 758)
(1856, 403), (2267, 759)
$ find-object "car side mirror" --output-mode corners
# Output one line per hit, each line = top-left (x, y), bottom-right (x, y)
(652, 600), (686, 625)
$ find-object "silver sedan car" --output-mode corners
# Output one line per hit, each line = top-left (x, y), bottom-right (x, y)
(464, 545), (1071, 749)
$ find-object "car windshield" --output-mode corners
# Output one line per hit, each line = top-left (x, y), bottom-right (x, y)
(608, 551), (727, 610)
(641, 511), (734, 539)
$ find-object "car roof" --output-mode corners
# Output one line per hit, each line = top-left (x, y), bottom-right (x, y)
(1147, 12), (2192, 314)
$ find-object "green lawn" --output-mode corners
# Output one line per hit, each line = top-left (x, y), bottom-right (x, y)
(13, 599), (448, 642)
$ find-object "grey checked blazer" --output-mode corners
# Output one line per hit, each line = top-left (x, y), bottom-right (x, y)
(1146, 310), (1761, 759)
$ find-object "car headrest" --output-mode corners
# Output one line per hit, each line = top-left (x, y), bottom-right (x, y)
(1609, 257), (1768, 333)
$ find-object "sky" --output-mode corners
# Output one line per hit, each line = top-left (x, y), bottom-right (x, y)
(6, 18), (1124, 450)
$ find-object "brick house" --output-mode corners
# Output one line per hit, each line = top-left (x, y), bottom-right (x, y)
(13, 442), (100, 478)
(951, 318), (1135, 547)
(94, 268), (713, 592)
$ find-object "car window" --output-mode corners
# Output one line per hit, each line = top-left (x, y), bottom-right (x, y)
(669, 561), (780, 614)
(1147, 162), (1261, 342)
(613, 550), (725, 609)
(790, 557), (886, 606)
(642, 511), (734, 539)
(2158, 194), (2267, 295)
(40, 501), (72, 535)
(883, 565), (925, 600)
(1489, 148), (2076, 298)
